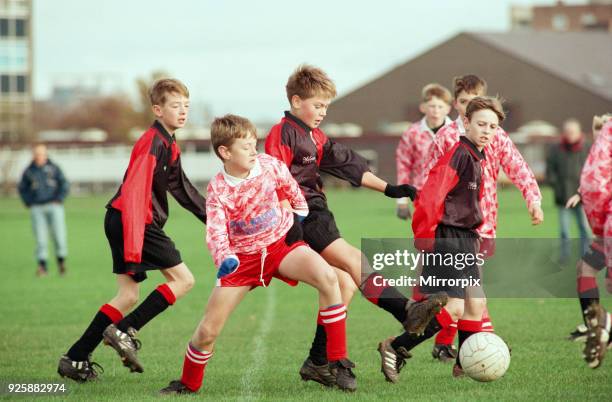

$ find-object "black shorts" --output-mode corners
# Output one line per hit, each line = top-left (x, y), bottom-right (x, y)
(302, 198), (341, 253)
(104, 208), (182, 283)
(583, 239), (606, 271)
(420, 224), (482, 299)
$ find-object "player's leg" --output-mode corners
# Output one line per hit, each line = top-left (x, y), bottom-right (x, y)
(278, 246), (356, 391)
(30, 205), (49, 275)
(48, 203), (68, 275)
(572, 239), (605, 341)
(161, 286), (250, 394)
(583, 302), (611, 369)
(59, 274), (139, 382)
(575, 206), (591, 257)
(454, 290), (486, 376)
(378, 297), (462, 383)
(104, 263), (194, 372)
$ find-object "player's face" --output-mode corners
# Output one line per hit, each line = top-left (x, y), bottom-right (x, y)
(454, 90), (482, 118)
(153, 92), (189, 133)
(421, 96), (451, 128)
(464, 109), (499, 151)
(563, 121), (582, 143)
(291, 95), (332, 129)
(226, 136), (258, 175)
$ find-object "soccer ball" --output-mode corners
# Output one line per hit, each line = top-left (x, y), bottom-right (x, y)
(459, 332), (510, 382)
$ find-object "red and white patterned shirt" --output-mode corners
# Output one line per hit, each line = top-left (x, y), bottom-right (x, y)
(206, 153), (308, 267)
(579, 121), (612, 266)
(396, 117), (452, 202)
(423, 118), (542, 238)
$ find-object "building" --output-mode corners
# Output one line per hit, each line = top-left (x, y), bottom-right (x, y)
(327, 31), (612, 134)
(511, 1), (612, 32)
(0, 0), (32, 142)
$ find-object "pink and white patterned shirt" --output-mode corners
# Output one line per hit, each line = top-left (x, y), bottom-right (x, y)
(206, 153), (308, 268)
(579, 121), (612, 266)
(423, 118), (542, 238)
(396, 117), (452, 201)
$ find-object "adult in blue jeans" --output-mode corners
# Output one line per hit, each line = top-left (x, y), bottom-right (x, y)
(546, 119), (590, 264)
(18, 143), (70, 276)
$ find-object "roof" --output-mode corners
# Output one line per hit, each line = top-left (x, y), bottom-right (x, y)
(468, 31), (612, 100)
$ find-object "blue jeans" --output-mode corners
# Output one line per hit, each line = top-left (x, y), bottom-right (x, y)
(30, 202), (68, 262)
(558, 205), (590, 260)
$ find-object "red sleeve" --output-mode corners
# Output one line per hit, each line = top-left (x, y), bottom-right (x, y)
(120, 152), (157, 263)
(411, 151), (459, 252)
(265, 125), (294, 168)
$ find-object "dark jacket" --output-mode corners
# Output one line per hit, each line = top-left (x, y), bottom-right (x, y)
(265, 111), (370, 207)
(412, 136), (485, 251)
(18, 159), (69, 207)
(107, 120), (207, 263)
(546, 138), (589, 206)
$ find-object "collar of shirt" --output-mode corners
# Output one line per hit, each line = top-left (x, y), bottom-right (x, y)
(460, 136), (486, 161)
(455, 117), (466, 135)
(419, 116), (452, 136)
(153, 120), (175, 144)
(284, 111), (312, 134)
(221, 157), (263, 187)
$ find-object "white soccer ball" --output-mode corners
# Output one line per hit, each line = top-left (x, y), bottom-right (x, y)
(459, 332), (511, 382)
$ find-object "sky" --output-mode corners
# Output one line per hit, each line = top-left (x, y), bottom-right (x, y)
(33, 0), (577, 123)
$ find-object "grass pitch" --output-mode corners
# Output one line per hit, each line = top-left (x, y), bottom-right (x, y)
(0, 186), (610, 401)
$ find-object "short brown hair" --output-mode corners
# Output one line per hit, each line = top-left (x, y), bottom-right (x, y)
(421, 83), (452, 104)
(466, 96), (505, 123)
(149, 78), (189, 106)
(453, 75), (487, 99)
(286, 64), (337, 103)
(211, 114), (257, 160)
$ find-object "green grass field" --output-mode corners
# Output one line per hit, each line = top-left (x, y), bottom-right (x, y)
(1, 186), (611, 401)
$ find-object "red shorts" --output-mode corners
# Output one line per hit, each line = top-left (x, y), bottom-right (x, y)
(217, 234), (307, 288)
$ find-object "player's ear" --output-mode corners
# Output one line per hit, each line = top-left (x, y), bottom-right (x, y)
(152, 104), (163, 118)
(290, 94), (302, 110)
(463, 116), (470, 129)
(218, 145), (231, 161)
(418, 102), (426, 114)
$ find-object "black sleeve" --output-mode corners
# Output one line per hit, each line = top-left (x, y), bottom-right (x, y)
(319, 137), (370, 187)
(168, 154), (207, 224)
(17, 168), (32, 206)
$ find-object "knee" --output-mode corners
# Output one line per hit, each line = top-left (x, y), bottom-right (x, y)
(193, 323), (219, 349)
(118, 288), (139, 308)
(467, 298), (487, 315)
(174, 270), (195, 297)
(337, 270), (358, 298)
(445, 301), (464, 321)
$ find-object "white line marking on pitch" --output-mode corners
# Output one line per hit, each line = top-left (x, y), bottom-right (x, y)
(239, 284), (276, 401)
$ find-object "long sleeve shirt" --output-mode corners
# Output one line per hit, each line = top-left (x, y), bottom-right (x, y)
(423, 118), (541, 238)
(579, 120), (612, 267)
(206, 153), (308, 268)
(265, 111), (370, 206)
(413, 137), (485, 251)
(107, 120), (206, 263)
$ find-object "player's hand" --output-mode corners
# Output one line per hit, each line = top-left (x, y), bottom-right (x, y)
(396, 205), (412, 220)
(217, 256), (240, 279)
(565, 194), (581, 209)
(528, 204), (544, 226)
(385, 184), (417, 201)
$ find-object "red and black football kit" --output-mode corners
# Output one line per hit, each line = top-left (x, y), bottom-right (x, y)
(265, 111), (370, 252)
(106, 120), (207, 281)
(413, 136), (485, 299)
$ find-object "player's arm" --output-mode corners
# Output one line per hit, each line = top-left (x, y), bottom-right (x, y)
(274, 159), (308, 220)
(412, 157), (460, 252)
(265, 127), (294, 168)
(206, 187), (239, 278)
(55, 164), (70, 202)
(497, 130), (543, 225)
(17, 169), (32, 207)
(167, 146), (207, 224)
(120, 151), (157, 264)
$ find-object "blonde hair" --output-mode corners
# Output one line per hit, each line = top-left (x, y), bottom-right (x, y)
(421, 83), (452, 104)
(466, 96), (505, 123)
(286, 64), (337, 103)
(149, 78), (189, 106)
(211, 114), (257, 160)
